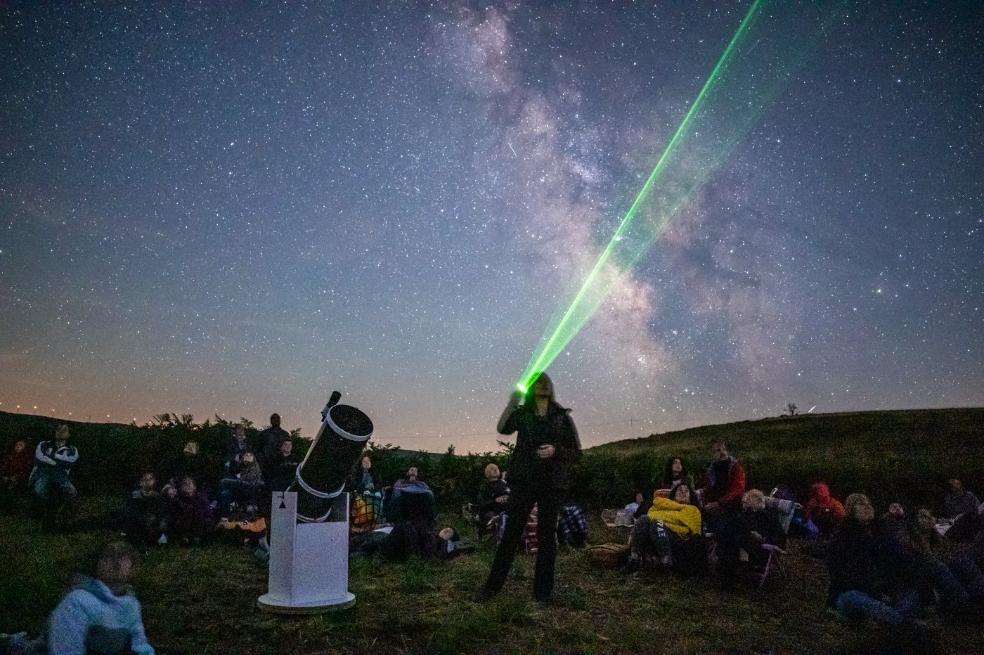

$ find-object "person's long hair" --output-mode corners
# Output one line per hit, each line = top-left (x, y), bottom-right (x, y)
(663, 456), (688, 488)
(523, 372), (565, 413)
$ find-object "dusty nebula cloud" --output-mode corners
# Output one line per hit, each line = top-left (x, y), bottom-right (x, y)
(1, 2), (981, 451)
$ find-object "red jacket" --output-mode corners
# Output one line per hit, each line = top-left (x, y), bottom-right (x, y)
(805, 482), (846, 523)
(704, 457), (746, 508)
(1, 446), (33, 480)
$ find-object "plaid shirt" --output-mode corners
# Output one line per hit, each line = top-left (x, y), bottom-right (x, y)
(558, 503), (588, 545)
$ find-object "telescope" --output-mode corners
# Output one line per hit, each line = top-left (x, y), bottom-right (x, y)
(258, 392), (373, 613)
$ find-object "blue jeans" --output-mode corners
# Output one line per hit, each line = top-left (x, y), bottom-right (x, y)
(32, 474), (77, 500)
(836, 590), (921, 625)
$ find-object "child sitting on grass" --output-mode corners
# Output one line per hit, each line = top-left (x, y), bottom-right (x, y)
(122, 472), (165, 548)
(47, 541), (155, 655)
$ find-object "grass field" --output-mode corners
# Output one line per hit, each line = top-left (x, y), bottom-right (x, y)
(3, 407), (983, 653)
(2, 497), (982, 655)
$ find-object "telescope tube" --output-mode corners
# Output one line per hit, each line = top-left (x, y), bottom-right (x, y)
(291, 401), (374, 522)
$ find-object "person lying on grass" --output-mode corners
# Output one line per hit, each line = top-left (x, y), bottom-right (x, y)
(826, 493), (932, 637)
(903, 507), (984, 618)
(48, 541), (155, 655)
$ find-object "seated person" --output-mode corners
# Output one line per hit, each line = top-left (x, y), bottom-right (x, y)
(30, 424), (79, 503)
(623, 491), (646, 520)
(943, 478), (981, 519)
(349, 455), (381, 495)
(943, 478), (982, 542)
(217, 450), (263, 515)
(701, 440), (745, 530)
(626, 482), (704, 575)
(47, 541), (155, 655)
(827, 493), (925, 629)
(716, 489), (785, 589)
(362, 490), (438, 562)
(162, 440), (212, 500)
(804, 482), (846, 537)
(267, 439), (300, 492)
(0, 438), (33, 512)
(388, 466), (433, 522)
(476, 463), (510, 529)
(905, 507), (984, 615)
(122, 472), (165, 547)
(165, 477), (213, 545)
(392, 466), (430, 494)
(663, 456), (695, 491)
(880, 502), (908, 542)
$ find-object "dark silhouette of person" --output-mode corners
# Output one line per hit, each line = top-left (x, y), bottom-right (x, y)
(477, 372), (581, 603)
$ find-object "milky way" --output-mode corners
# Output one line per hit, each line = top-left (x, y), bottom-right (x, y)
(1, 2), (982, 452)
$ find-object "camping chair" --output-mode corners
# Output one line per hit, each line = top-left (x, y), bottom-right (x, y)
(764, 496), (799, 535)
(750, 543), (787, 589)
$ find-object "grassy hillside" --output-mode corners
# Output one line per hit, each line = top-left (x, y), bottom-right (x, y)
(577, 407), (984, 509)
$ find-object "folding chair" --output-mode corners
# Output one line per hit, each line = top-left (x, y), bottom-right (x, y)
(751, 543), (787, 589)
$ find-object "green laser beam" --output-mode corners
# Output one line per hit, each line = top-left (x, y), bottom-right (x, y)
(518, 0), (764, 390)
(516, 0), (842, 391)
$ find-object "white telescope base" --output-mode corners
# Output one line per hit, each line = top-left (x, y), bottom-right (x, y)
(257, 491), (355, 614)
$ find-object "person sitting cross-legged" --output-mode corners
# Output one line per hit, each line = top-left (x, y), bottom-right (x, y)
(165, 476), (213, 545)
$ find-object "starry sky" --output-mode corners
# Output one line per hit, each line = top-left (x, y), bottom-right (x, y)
(1, 1), (982, 453)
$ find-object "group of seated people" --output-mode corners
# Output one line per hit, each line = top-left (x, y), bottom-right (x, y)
(605, 441), (984, 637)
(0, 426), (81, 527)
(119, 415), (302, 546)
(0, 415), (302, 544)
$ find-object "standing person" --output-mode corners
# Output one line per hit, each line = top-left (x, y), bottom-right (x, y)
(268, 439), (300, 493)
(476, 372), (581, 603)
(223, 423), (250, 476)
(258, 413), (290, 474)
(701, 440), (745, 531)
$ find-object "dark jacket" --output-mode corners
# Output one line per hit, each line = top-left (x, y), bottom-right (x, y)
(258, 426), (291, 464)
(478, 479), (510, 516)
(499, 402), (581, 491)
(827, 522), (881, 606)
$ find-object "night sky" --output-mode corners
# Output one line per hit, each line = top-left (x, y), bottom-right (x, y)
(1, 2), (982, 453)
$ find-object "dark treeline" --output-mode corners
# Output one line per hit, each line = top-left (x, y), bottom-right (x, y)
(1, 407), (982, 511)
